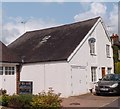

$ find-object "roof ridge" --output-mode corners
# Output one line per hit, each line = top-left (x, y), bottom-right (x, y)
(26, 16), (101, 33)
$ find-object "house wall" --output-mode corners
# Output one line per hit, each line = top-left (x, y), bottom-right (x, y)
(0, 63), (17, 95)
(69, 21), (114, 95)
(20, 21), (114, 97)
(20, 62), (71, 97)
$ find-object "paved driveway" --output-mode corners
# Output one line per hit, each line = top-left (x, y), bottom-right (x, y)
(61, 93), (120, 108)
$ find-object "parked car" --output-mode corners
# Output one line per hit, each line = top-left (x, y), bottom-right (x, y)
(95, 74), (120, 95)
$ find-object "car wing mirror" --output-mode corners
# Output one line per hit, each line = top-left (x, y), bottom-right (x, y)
(99, 78), (102, 81)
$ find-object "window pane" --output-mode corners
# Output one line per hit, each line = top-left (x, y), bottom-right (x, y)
(5, 71), (8, 75)
(12, 71), (14, 75)
(5, 67), (8, 70)
(12, 67), (14, 70)
(106, 45), (110, 57)
(91, 67), (97, 82)
(0, 67), (3, 70)
(5, 66), (15, 75)
(0, 71), (3, 75)
(108, 68), (112, 74)
(0, 67), (3, 75)
(90, 42), (95, 54)
(9, 67), (11, 70)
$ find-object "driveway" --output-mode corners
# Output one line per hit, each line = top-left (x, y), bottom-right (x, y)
(61, 93), (120, 108)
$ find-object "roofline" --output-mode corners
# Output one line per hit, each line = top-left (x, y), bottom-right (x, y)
(0, 62), (19, 65)
(67, 17), (101, 62)
(24, 17), (101, 34)
(22, 59), (67, 65)
(100, 19), (111, 42)
(0, 61), (20, 64)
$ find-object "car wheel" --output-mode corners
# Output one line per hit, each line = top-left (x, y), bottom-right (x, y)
(96, 92), (101, 96)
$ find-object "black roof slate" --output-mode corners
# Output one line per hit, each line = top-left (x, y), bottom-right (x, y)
(8, 17), (100, 63)
(0, 41), (20, 63)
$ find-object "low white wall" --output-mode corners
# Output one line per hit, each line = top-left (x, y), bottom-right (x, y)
(20, 62), (70, 97)
(2, 74), (16, 95)
(0, 64), (17, 95)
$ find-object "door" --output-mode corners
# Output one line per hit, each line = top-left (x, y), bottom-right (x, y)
(102, 67), (106, 78)
(71, 66), (87, 96)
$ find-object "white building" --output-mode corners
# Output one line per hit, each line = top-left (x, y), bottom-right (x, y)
(1, 17), (114, 97)
(0, 41), (20, 95)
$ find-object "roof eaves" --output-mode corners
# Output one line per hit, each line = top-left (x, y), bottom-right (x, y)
(22, 59), (67, 64)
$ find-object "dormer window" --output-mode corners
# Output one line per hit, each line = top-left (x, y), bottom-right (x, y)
(88, 38), (96, 55)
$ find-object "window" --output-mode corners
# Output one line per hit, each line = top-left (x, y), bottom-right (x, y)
(118, 50), (120, 60)
(106, 45), (110, 58)
(0, 67), (3, 75)
(91, 67), (97, 82)
(90, 42), (95, 54)
(88, 38), (96, 55)
(5, 67), (15, 75)
(107, 68), (112, 74)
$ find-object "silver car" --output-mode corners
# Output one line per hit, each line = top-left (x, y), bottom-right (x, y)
(95, 74), (120, 95)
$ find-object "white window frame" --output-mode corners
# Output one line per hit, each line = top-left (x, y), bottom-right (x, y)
(0, 66), (3, 75)
(5, 66), (15, 75)
(107, 67), (112, 74)
(106, 45), (110, 58)
(91, 67), (97, 82)
(90, 42), (95, 55)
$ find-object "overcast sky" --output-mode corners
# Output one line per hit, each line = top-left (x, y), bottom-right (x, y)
(1, 1), (120, 45)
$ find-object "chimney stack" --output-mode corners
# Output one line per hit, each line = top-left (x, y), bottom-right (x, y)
(110, 34), (119, 44)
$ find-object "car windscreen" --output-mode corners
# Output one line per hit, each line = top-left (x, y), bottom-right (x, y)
(102, 74), (120, 81)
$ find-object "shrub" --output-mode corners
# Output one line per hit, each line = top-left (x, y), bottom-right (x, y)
(0, 89), (9, 106)
(8, 94), (33, 108)
(31, 88), (62, 109)
(1, 95), (10, 106)
(115, 62), (120, 74)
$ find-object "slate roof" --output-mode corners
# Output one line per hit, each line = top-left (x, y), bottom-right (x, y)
(0, 41), (20, 63)
(8, 17), (100, 63)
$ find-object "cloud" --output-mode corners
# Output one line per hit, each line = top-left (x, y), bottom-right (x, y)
(74, 2), (118, 35)
(74, 2), (107, 21)
(108, 4), (118, 34)
(2, 17), (60, 45)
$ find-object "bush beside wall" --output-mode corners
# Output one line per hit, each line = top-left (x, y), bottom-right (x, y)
(0, 88), (62, 109)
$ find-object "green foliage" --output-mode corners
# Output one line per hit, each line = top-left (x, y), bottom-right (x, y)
(113, 45), (120, 62)
(8, 94), (33, 108)
(31, 88), (62, 109)
(1, 88), (62, 109)
(115, 62), (120, 74)
(1, 95), (10, 106)
(0, 89), (9, 106)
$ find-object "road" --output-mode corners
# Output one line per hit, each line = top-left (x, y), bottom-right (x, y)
(62, 93), (120, 108)
(102, 97), (120, 108)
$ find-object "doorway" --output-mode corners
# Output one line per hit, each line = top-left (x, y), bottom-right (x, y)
(102, 67), (106, 78)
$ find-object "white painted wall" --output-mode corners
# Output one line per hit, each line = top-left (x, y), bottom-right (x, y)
(2, 73), (16, 95)
(20, 20), (114, 97)
(69, 21), (114, 94)
(20, 62), (71, 97)
(0, 63), (17, 95)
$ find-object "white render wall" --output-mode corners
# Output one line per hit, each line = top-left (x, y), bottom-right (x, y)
(0, 63), (17, 95)
(69, 21), (114, 94)
(20, 62), (71, 97)
(20, 20), (114, 97)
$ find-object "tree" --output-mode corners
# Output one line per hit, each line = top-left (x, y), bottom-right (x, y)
(115, 62), (120, 74)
